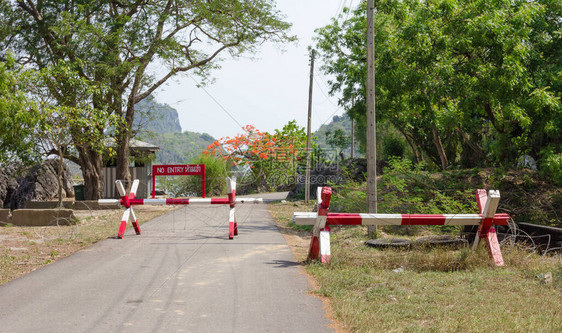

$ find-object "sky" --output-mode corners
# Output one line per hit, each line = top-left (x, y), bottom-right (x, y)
(154, 0), (356, 140)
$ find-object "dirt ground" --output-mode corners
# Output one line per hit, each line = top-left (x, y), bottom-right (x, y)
(0, 206), (177, 285)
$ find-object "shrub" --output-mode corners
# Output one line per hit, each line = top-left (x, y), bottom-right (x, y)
(540, 148), (562, 185)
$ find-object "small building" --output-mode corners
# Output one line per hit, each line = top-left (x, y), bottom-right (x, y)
(103, 138), (159, 199)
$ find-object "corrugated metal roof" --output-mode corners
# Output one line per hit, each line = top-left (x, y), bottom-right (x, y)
(104, 138), (160, 151)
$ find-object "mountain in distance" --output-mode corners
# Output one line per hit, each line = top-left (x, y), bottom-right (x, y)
(135, 97), (215, 164)
(314, 114), (360, 158)
(135, 96), (182, 134)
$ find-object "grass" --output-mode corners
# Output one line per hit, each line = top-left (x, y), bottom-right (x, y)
(0, 206), (175, 285)
(269, 201), (562, 333)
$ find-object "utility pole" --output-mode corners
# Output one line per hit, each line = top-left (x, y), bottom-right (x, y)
(366, 0), (377, 236)
(351, 118), (355, 159)
(351, 96), (355, 159)
(305, 49), (315, 204)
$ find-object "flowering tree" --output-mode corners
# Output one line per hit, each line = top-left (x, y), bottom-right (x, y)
(204, 121), (311, 190)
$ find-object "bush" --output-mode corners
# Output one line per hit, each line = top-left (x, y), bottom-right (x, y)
(382, 134), (406, 161)
(166, 154), (229, 197)
(190, 154), (229, 196)
(540, 149), (562, 186)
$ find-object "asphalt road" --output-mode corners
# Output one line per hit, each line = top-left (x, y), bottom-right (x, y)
(0, 194), (334, 332)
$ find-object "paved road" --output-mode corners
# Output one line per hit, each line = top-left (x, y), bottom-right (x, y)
(0, 194), (334, 332)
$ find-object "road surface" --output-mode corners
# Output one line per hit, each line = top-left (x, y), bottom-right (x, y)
(0, 194), (334, 332)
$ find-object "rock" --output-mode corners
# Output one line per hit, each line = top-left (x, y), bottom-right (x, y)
(8, 159), (75, 210)
(392, 267), (405, 273)
(538, 272), (553, 285)
(342, 158), (368, 182)
(517, 155), (537, 170)
(287, 163), (345, 199)
(0, 165), (23, 208)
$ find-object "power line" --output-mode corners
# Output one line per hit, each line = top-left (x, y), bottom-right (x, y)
(320, 106), (344, 127)
(335, 0), (346, 19)
(344, 0), (355, 22)
(313, 76), (339, 108)
(188, 75), (244, 130)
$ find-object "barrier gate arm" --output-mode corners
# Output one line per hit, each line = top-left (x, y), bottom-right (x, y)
(293, 188), (509, 266)
(98, 177), (263, 240)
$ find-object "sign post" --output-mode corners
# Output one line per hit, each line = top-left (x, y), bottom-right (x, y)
(152, 164), (206, 198)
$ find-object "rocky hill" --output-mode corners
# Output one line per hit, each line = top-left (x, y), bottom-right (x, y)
(135, 97), (215, 164)
(314, 114), (360, 158)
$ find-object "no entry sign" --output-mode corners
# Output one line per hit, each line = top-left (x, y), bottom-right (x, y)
(152, 164), (206, 198)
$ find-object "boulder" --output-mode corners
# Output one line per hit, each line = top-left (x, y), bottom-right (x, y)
(0, 165), (24, 208)
(287, 163), (344, 199)
(342, 158), (368, 182)
(8, 159), (75, 210)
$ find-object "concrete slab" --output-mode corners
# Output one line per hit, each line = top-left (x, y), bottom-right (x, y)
(0, 209), (11, 224)
(72, 200), (121, 210)
(11, 209), (76, 226)
(25, 201), (73, 209)
(0, 199), (334, 332)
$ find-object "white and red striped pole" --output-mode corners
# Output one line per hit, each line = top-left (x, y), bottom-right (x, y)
(472, 189), (504, 266)
(308, 186), (332, 263)
(99, 177), (262, 239)
(293, 187), (510, 266)
(111, 179), (141, 239)
(227, 177), (238, 239)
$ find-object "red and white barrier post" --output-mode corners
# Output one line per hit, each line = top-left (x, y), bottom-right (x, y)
(293, 188), (510, 266)
(227, 177), (238, 239)
(99, 177), (262, 239)
(114, 179), (141, 239)
(308, 186), (332, 263)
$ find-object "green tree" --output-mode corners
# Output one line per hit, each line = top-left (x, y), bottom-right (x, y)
(326, 128), (351, 161)
(0, 55), (42, 164)
(204, 120), (313, 191)
(1, 0), (294, 199)
(314, 0), (561, 170)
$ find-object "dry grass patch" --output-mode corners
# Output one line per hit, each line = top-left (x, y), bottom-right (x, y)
(0, 206), (176, 285)
(269, 201), (562, 333)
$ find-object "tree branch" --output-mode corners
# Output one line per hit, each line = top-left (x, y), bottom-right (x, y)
(135, 41), (240, 103)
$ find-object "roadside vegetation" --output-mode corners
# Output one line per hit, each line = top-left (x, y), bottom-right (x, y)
(269, 158), (561, 333)
(270, 197), (561, 333)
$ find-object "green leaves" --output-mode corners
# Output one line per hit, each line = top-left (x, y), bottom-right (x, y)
(0, 55), (42, 164)
(314, 0), (561, 170)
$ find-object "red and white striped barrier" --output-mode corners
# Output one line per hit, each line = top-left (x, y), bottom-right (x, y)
(293, 187), (510, 266)
(99, 177), (262, 239)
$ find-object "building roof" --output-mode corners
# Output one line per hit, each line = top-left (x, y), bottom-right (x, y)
(104, 138), (160, 152)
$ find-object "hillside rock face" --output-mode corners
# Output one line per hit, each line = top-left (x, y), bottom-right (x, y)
(1, 159), (74, 209)
(135, 96), (182, 134)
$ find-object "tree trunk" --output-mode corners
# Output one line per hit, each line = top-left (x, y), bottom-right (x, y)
(78, 145), (104, 200)
(115, 132), (132, 189)
(398, 128), (422, 163)
(432, 127), (448, 170)
(456, 126), (489, 162)
(115, 97), (135, 189)
(57, 148), (64, 208)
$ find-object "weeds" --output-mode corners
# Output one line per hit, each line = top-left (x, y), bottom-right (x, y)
(269, 197), (562, 333)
